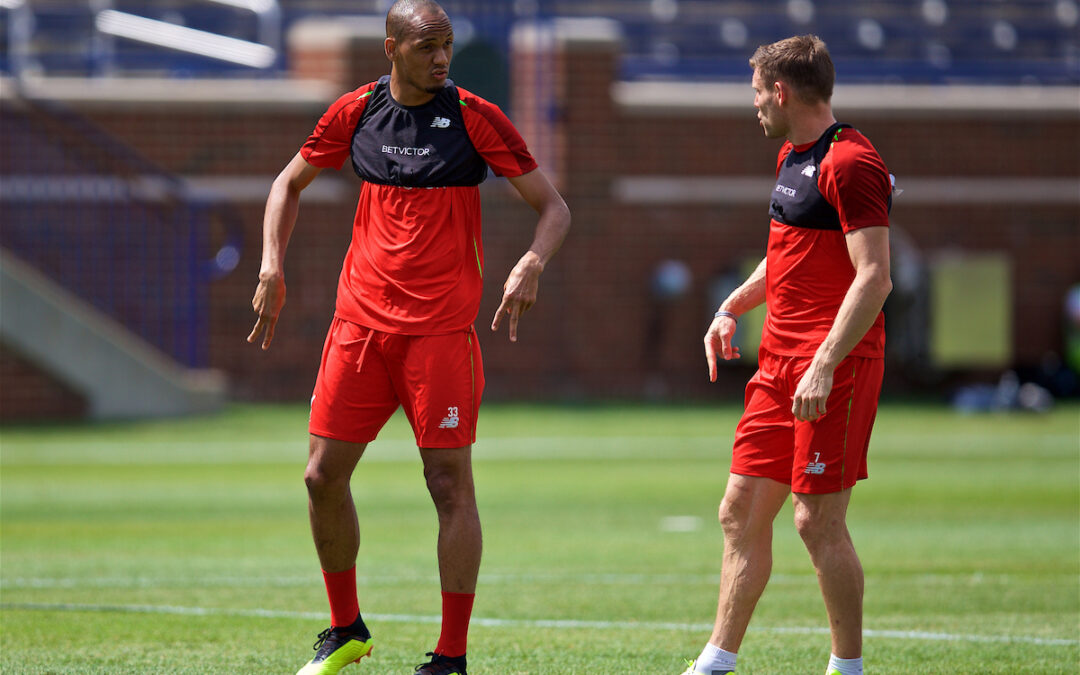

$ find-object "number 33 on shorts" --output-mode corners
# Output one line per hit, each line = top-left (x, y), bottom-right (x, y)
(439, 407), (460, 429)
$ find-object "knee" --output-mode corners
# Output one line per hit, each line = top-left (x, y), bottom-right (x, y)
(304, 461), (346, 500)
(718, 497), (751, 541)
(793, 506), (841, 549)
(424, 467), (473, 512)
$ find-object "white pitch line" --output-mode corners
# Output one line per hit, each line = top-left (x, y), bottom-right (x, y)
(5, 432), (1072, 466)
(2, 602), (1075, 647)
(4, 570), (1062, 590)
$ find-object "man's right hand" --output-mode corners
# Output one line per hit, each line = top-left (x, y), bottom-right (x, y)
(247, 274), (286, 350)
(704, 314), (740, 382)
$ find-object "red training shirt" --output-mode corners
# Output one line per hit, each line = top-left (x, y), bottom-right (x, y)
(300, 78), (538, 335)
(761, 125), (891, 358)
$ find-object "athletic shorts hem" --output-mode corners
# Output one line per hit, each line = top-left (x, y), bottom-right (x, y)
(308, 427), (378, 445)
(416, 437), (478, 450)
(790, 475), (866, 495)
(728, 467), (866, 494)
(729, 470), (792, 486)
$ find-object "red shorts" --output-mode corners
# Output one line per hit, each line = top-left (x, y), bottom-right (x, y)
(731, 348), (883, 494)
(309, 317), (484, 448)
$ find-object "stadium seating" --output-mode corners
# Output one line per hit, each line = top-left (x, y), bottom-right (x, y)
(1, 0), (1076, 84)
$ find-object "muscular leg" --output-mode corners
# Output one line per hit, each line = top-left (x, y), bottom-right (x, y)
(709, 474), (791, 651)
(305, 434), (367, 573)
(792, 488), (863, 659)
(420, 445), (482, 593)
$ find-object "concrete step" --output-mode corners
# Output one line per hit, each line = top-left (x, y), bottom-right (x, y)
(1, 248), (226, 419)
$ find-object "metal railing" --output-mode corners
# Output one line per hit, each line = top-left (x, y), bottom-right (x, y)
(92, 0), (280, 71)
(1, 0), (282, 79)
(0, 96), (244, 367)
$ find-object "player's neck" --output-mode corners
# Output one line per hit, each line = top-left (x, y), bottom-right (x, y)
(388, 72), (438, 107)
(786, 105), (837, 146)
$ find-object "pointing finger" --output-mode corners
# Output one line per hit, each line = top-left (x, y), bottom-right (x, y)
(491, 298), (509, 332)
(261, 322), (275, 350)
(705, 342), (717, 382)
(508, 306), (520, 342)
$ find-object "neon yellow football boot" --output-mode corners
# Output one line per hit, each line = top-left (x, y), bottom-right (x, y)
(296, 618), (373, 675)
(680, 659), (734, 674)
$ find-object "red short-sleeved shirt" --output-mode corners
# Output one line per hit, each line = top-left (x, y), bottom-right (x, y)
(761, 126), (891, 358)
(300, 78), (538, 335)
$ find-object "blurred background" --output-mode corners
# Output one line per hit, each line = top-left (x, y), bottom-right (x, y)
(1, 0), (1078, 421)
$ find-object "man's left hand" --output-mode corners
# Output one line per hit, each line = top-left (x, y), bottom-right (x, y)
(792, 362), (833, 422)
(491, 251), (543, 342)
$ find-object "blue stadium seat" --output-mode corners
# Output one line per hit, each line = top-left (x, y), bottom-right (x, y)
(1, 0), (1076, 84)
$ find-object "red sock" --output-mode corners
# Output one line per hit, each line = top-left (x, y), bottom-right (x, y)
(434, 591), (475, 657)
(322, 567), (360, 628)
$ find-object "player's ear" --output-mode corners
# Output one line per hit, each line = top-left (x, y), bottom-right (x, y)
(384, 37), (396, 61)
(774, 80), (788, 105)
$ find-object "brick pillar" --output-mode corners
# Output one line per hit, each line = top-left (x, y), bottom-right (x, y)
(508, 19), (628, 394)
(287, 16), (390, 92)
(510, 17), (622, 197)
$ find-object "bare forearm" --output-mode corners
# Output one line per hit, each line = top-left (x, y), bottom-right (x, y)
(812, 269), (892, 370)
(503, 168), (571, 273)
(260, 181), (300, 278)
(523, 199), (570, 270)
(248, 152), (320, 350)
(719, 258), (768, 316)
(260, 152), (321, 279)
(492, 170), (570, 341)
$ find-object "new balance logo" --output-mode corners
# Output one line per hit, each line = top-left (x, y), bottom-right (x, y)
(439, 406), (460, 429)
(804, 451), (826, 475)
(801, 164), (817, 177)
(430, 117), (451, 128)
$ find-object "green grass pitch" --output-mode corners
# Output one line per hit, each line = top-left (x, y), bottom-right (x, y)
(2, 401), (1078, 673)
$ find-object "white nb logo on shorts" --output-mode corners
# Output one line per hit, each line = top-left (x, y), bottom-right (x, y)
(804, 451), (826, 475)
(439, 406), (460, 429)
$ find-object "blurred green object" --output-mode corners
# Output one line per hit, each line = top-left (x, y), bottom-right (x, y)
(930, 252), (1012, 368)
(1065, 283), (1080, 374)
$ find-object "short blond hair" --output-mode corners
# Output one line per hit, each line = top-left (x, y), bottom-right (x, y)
(750, 35), (835, 104)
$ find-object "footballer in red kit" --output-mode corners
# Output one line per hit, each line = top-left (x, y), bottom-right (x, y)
(301, 76), (541, 449)
(734, 123), (891, 495)
(247, 2), (570, 673)
(300, 76), (539, 337)
(687, 35), (892, 675)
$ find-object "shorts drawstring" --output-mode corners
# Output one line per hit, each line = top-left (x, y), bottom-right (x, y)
(340, 325), (374, 373)
(355, 327), (373, 372)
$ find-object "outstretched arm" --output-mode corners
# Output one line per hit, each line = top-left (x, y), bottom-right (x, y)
(792, 225), (891, 421)
(704, 257), (767, 382)
(247, 152), (323, 350)
(491, 168), (571, 342)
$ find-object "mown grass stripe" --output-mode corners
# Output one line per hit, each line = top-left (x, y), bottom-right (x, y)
(3, 602), (1075, 647)
(7, 570), (1066, 589)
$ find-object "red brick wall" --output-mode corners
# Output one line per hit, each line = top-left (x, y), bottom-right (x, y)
(0, 344), (88, 421)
